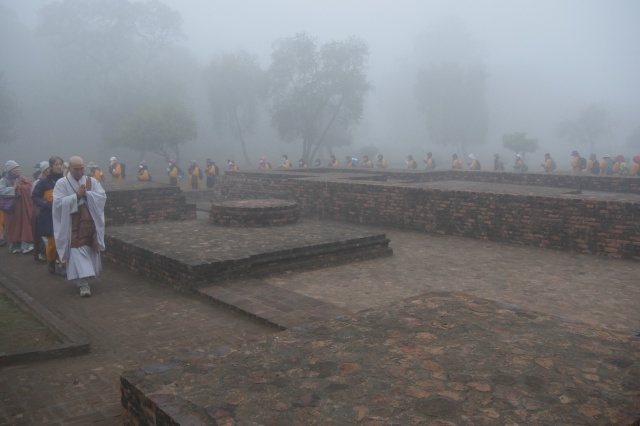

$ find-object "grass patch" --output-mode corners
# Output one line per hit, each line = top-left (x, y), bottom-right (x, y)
(0, 292), (62, 353)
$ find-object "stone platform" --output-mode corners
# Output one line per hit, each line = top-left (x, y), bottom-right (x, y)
(121, 291), (640, 425)
(103, 219), (392, 290)
(209, 199), (299, 227)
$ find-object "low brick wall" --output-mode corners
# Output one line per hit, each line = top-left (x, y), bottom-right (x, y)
(241, 167), (640, 193)
(213, 171), (640, 260)
(103, 182), (196, 226)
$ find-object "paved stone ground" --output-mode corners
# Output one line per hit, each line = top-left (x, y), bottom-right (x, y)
(1, 216), (640, 424)
(124, 292), (640, 425)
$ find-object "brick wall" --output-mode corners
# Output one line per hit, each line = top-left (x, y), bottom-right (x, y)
(248, 167), (640, 193)
(212, 171), (640, 260)
(103, 182), (196, 227)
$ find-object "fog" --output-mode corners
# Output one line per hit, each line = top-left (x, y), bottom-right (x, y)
(1, 0), (639, 174)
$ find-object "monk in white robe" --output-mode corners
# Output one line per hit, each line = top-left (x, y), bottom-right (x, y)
(53, 156), (107, 297)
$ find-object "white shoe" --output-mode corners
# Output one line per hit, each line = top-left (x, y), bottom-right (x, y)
(79, 284), (91, 297)
(22, 246), (34, 254)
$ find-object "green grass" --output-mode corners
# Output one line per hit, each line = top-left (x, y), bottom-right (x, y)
(0, 292), (62, 353)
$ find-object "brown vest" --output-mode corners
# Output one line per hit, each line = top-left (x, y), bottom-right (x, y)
(70, 177), (98, 251)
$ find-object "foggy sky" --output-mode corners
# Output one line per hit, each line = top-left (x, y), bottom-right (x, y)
(2, 0), (640, 168)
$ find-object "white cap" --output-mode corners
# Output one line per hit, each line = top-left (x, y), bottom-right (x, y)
(468, 154), (475, 160)
(110, 157), (117, 163)
(39, 161), (50, 174)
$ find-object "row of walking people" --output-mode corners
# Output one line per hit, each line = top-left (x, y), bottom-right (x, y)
(0, 157), (106, 297)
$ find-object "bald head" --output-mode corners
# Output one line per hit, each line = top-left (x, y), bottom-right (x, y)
(68, 156), (85, 181)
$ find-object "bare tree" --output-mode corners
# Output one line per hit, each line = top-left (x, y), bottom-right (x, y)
(556, 103), (612, 154)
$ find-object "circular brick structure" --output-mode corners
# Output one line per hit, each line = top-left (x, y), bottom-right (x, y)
(209, 199), (300, 227)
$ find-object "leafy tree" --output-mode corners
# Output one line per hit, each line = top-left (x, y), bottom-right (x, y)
(556, 103), (611, 154)
(206, 50), (264, 165)
(36, 0), (185, 140)
(0, 72), (20, 145)
(268, 33), (372, 163)
(502, 132), (539, 161)
(109, 96), (197, 162)
(415, 62), (488, 155)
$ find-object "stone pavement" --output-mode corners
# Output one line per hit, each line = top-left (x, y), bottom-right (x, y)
(123, 292), (640, 425)
(1, 217), (640, 424)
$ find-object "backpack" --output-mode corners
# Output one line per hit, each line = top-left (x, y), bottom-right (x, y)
(198, 167), (203, 180)
(590, 160), (599, 174)
(120, 162), (126, 179)
(619, 162), (629, 175)
(579, 157), (587, 170)
(551, 160), (557, 171)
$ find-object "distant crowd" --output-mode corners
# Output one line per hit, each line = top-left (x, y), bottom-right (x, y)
(1, 149), (638, 288)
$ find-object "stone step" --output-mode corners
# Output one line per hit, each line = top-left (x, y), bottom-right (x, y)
(197, 278), (350, 330)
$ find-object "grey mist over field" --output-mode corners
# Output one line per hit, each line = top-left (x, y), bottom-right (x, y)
(1, 0), (639, 173)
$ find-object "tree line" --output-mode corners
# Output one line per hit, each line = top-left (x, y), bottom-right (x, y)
(1, 0), (638, 165)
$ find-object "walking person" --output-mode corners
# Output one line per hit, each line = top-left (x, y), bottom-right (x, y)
(53, 156), (107, 297)
(0, 161), (35, 254)
(32, 156), (66, 275)
(205, 159), (218, 189)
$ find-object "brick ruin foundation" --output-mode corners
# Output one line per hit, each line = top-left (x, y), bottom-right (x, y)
(111, 170), (640, 424)
(212, 169), (640, 260)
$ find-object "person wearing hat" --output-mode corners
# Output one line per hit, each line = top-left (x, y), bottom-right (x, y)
(600, 155), (613, 175)
(451, 153), (463, 170)
(467, 154), (480, 171)
(611, 155), (628, 175)
(361, 155), (373, 168)
(258, 156), (270, 170)
(87, 162), (105, 182)
(281, 155), (292, 169)
(513, 154), (525, 173)
(30, 161), (51, 262)
(227, 158), (239, 171)
(32, 156), (66, 274)
(31, 161), (50, 194)
(108, 156), (123, 182)
(571, 150), (581, 175)
(167, 159), (182, 187)
(205, 158), (218, 188)
(376, 154), (387, 169)
(137, 160), (151, 182)
(493, 154), (504, 172)
(187, 160), (201, 190)
(541, 153), (555, 173)
(424, 152), (435, 171)
(0, 160), (35, 254)
(33, 161), (44, 181)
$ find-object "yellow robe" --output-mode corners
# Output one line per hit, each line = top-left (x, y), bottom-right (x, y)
(110, 163), (123, 182)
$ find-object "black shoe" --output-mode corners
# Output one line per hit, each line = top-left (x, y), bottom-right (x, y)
(47, 261), (56, 274)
